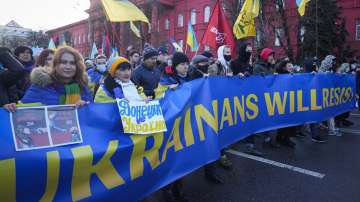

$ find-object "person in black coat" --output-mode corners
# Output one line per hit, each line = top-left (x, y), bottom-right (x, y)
(230, 42), (253, 76)
(0, 47), (25, 111)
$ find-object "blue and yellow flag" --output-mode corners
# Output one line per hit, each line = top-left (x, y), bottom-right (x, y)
(186, 22), (199, 52)
(296, 0), (311, 16)
(233, 0), (260, 39)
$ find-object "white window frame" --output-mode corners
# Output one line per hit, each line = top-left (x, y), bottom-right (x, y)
(274, 28), (283, 47)
(356, 20), (360, 41)
(204, 6), (211, 23)
(191, 9), (197, 25)
(165, 18), (170, 30)
(178, 14), (184, 27)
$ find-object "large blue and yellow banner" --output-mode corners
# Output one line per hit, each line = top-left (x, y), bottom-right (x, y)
(0, 74), (356, 201)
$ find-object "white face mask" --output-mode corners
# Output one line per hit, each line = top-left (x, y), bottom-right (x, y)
(97, 64), (107, 73)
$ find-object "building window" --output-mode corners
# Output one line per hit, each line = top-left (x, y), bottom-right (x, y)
(165, 18), (170, 30)
(74, 35), (77, 45)
(191, 9), (196, 25)
(274, 28), (283, 47)
(356, 20), (360, 41)
(275, 0), (285, 11)
(178, 14), (184, 27)
(83, 34), (85, 44)
(157, 20), (160, 32)
(204, 6), (211, 23)
(254, 29), (262, 48)
(300, 26), (305, 42)
(79, 35), (81, 44)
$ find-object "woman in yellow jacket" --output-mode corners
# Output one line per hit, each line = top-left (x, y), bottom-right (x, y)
(94, 57), (147, 103)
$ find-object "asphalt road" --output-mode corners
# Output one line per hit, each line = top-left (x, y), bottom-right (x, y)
(146, 110), (360, 202)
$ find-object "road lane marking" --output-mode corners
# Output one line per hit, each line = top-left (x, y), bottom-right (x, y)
(339, 128), (360, 134)
(227, 149), (325, 179)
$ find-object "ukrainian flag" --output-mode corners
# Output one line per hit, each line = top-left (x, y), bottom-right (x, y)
(296, 0), (311, 16)
(186, 22), (199, 52)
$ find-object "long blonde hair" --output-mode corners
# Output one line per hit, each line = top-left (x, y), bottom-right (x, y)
(52, 46), (88, 89)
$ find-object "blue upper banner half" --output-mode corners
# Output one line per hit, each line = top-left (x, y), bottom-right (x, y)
(0, 73), (356, 202)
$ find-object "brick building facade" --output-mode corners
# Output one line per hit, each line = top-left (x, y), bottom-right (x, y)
(47, 0), (360, 59)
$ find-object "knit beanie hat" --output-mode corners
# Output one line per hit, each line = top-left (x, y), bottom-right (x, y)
(14, 45), (33, 57)
(158, 45), (168, 55)
(172, 52), (189, 70)
(108, 57), (130, 77)
(143, 44), (159, 61)
(201, 51), (214, 59)
(192, 55), (209, 65)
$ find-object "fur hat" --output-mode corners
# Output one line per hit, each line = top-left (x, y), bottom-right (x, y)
(172, 52), (189, 70)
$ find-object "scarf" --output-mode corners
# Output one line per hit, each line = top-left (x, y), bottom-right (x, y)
(59, 83), (81, 104)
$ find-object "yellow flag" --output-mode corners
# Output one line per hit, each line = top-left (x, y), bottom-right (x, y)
(233, 0), (260, 39)
(130, 21), (141, 38)
(101, 0), (149, 23)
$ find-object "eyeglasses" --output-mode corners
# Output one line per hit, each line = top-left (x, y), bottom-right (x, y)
(59, 60), (76, 65)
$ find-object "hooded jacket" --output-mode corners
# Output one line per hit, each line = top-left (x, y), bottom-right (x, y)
(230, 42), (253, 75)
(217, 45), (232, 75)
(21, 67), (92, 105)
(0, 48), (25, 106)
(319, 55), (336, 72)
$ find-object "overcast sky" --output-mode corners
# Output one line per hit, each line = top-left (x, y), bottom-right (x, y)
(0, 0), (90, 31)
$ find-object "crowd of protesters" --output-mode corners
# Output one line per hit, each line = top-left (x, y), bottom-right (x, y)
(0, 42), (360, 202)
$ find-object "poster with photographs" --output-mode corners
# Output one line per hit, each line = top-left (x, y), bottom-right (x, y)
(47, 106), (83, 146)
(11, 107), (50, 151)
(10, 105), (83, 151)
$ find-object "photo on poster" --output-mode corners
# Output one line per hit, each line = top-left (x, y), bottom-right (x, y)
(47, 106), (83, 146)
(10, 107), (51, 151)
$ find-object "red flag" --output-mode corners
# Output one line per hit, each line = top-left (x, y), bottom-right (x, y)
(200, 0), (236, 52)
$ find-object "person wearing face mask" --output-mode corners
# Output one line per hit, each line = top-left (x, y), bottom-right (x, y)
(88, 54), (108, 96)
(217, 45), (233, 76)
(230, 43), (264, 156)
(188, 55), (210, 80)
(230, 42), (253, 76)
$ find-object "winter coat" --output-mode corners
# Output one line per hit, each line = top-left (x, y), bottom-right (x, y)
(131, 63), (161, 98)
(217, 45), (232, 75)
(21, 67), (92, 105)
(319, 55), (336, 72)
(253, 59), (275, 75)
(0, 48), (25, 106)
(94, 75), (143, 103)
(155, 73), (190, 99)
(230, 42), (253, 75)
